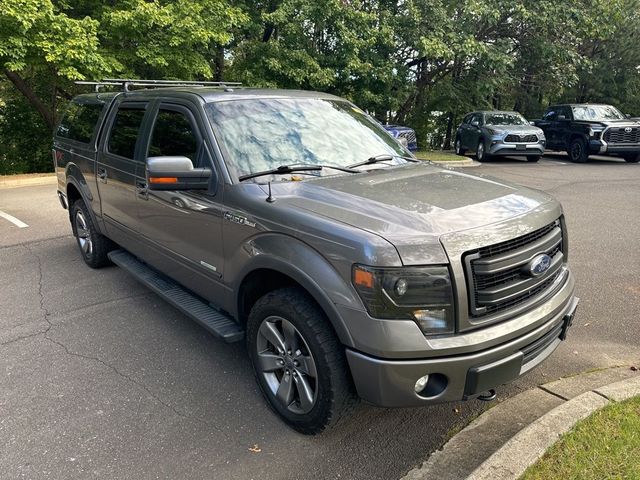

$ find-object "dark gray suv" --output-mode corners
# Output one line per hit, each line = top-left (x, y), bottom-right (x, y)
(456, 111), (546, 162)
(54, 80), (578, 434)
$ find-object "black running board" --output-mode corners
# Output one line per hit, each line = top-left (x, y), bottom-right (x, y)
(108, 250), (244, 343)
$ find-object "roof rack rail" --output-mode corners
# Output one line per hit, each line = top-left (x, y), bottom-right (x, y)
(75, 78), (243, 92)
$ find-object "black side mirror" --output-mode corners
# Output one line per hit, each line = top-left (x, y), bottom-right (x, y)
(146, 156), (211, 191)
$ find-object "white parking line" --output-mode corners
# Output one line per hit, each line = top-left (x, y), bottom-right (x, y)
(0, 209), (29, 228)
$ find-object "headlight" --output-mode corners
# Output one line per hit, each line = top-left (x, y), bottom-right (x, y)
(352, 265), (455, 335)
(588, 128), (603, 139)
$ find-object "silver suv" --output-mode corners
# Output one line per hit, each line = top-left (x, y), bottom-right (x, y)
(54, 80), (578, 434)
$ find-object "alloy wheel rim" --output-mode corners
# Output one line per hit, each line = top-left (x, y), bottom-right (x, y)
(478, 143), (484, 159)
(571, 142), (581, 160)
(75, 210), (93, 256)
(256, 316), (318, 414)
(455, 139), (461, 154)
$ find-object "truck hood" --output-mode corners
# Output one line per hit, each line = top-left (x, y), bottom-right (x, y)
(574, 119), (640, 127)
(268, 163), (555, 263)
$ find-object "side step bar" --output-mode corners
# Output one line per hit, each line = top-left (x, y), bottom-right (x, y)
(108, 250), (244, 343)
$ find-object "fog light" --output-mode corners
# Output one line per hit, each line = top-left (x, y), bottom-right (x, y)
(415, 374), (429, 394)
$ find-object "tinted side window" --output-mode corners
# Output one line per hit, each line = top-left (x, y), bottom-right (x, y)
(148, 109), (198, 162)
(544, 110), (557, 121)
(57, 102), (104, 143)
(107, 107), (146, 159)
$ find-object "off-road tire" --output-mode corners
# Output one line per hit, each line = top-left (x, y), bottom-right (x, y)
(70, 199), (114, 268)
(623, 153), (640, 163)
(568, 138), (589, 163)
(247, 287), (358, 434)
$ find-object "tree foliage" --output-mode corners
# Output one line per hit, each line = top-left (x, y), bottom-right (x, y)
(1, 0), (639, 172)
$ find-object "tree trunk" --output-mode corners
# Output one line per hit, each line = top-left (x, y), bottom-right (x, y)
(4, 70), (56, 130)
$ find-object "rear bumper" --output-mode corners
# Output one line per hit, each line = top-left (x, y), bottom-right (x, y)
(346, 295), (579, 407)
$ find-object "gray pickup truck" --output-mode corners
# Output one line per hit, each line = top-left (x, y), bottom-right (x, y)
(54, 80), (578, 434)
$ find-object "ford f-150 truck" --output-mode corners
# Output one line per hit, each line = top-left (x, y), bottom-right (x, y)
(54, 79), (578, 434)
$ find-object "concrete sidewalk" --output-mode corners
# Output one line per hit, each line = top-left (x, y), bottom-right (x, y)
(402, 364), (640, 480)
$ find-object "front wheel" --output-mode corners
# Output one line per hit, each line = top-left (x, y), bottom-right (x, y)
(527, 155), (541, 162)
(476, 140), (490, 161)
(568, 138), (589, 163)
(455, 138), (466, 156)
(247, 287), (358, 434)
(623, 153), (640, 163)
(70, 199), (113, 268)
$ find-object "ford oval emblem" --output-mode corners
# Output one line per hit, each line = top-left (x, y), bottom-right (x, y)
(528, 254), (552, 277)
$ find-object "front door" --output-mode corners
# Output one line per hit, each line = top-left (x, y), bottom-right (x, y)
(134, 102), (226, 303)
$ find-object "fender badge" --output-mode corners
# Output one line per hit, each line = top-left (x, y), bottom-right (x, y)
(224, 211), (256, 228)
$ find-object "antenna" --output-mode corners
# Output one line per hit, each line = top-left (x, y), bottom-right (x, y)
(266, 181), (275, 203)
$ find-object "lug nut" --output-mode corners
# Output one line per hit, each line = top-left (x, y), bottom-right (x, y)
(279, 359), (284, 365)
(293, 360), (299, 367)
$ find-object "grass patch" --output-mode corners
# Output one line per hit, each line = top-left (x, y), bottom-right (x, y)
(414, 150), (470, 162)
(521, 395), (640, 480)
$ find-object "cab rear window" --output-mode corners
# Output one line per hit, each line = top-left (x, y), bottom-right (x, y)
(56, 102), (104, 144)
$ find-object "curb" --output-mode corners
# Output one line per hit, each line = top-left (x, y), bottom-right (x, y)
(470, 374), (640, 479)
(428, 158), (480, 168)
(0, 173), (57, 189)
(402, 365), (640, 480)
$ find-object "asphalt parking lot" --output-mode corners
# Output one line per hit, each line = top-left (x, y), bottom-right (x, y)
(1, 154), (639, 479)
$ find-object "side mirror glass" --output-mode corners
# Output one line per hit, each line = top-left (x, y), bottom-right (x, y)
(557, 115), (566, 121)
(146, 156), (211, 191)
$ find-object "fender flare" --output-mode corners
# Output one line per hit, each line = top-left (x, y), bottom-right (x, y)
(66, 165), (103, 234)
(231, 235), (363, 348)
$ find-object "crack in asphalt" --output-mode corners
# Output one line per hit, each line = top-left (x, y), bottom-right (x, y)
(15, 244), (220, 430)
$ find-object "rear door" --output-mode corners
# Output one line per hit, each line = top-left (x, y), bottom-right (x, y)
(96, 101), (150, 235)
(134, 100), (227, 303)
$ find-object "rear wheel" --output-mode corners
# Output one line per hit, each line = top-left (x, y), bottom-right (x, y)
(247, 287), (358, 434)
(454, 138), (466, 156)
(71, 199), (113, 268)
(568, 138), (589, 163)
(527, 155), (541, 163)
(476, 141), (490, 161)
(623, 153), (640, 163)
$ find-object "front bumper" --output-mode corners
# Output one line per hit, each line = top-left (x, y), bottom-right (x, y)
(488, 141), (545, 156)
(589, 138), (640, 155)
(346, 294), (579, 407)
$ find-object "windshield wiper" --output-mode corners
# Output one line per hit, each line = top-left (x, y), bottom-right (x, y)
(238, 163), (361, 182)
(238, 165), (322, 182)
(347, 153), (420, 169)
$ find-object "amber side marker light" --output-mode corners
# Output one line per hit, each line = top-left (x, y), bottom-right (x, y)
(149, 177), (178, 184)
(353, 267), (374, 289)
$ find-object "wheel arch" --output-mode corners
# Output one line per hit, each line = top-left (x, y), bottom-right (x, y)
(66, 170), (103, 235)
(232, 238), (359, 348)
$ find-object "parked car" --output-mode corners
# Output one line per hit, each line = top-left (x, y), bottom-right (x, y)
(383, 124), (418, 151)
(533, 104), (640, 163)
(54, 80), (578, 434)
(455, 111), (545, 162)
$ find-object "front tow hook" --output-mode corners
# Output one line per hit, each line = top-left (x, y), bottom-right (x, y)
(478, 389), (497, 402)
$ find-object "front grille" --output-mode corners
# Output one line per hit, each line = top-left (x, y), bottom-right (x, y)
(398, 130), (417, 144)
(504, 134), (538, 143)
(464, 220), (565, 319)
(604, 127), (640, 144)
(521, 320), (564, 365)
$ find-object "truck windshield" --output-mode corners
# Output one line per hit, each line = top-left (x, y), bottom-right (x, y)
(572, 105), (624, 121)
(484, 113), (528, 126)
(206, 98), (408, 181)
